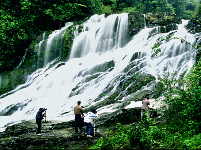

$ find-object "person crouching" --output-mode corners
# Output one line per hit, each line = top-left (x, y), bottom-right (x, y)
(84, 109), (98, 137)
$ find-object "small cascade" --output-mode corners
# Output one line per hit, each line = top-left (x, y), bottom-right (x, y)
(35, 32), (46, 69)
(14, 49), (29, 70)
(73, 25), (80, 37)
(143, 14), (147, 28)
(43, 22), (73, 67)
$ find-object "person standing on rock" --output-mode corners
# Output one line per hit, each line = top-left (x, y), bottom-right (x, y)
(36, 108), (47, 135)
(141, 97), (150, 119)
(74, 101), (84, 134)
(84, 109), (98, 137)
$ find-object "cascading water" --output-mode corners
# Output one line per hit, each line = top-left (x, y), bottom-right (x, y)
(43, 22), (73, 67)
(0, 13), (197, 132)
(70, 13), (128, 58)
(35, 32), (46, 69)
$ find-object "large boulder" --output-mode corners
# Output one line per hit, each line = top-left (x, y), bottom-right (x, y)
(145, 12), (182, 27)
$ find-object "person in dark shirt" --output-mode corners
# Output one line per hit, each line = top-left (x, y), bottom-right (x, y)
(74, 101), (84, 133)
(36, 108), (47, 135)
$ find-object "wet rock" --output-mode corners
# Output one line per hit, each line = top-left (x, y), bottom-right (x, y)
(0, 120), (102, 149)
(128, 12), (145, 39)
(82, 60), (115, 77)
(96, 108), (141, 128)
(186, 16), (201, 34)
(145, 12), (182, 27)
(128, 12), (182, 40)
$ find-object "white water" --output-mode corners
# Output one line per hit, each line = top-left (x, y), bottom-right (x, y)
(35, 32), (46, 69)
(70, 13), (128, 58)
(44, 22), (73, 67)
(0, 14), (197, 132)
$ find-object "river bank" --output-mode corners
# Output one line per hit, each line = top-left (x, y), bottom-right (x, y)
(0, 108), (145, 149)
(0, 119), (105, 149)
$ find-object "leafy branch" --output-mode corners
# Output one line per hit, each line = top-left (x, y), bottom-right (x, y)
(152, 34), (200, 56)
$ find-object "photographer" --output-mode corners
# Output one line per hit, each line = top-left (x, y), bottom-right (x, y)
(36, 108), (47, 135)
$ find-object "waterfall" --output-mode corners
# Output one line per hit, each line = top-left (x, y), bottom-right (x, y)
(14, 49), (29, 70)
(43, 22), (73, 67)
(0, 14), (197, 132)
(143, 14), (146, 28)
(70, 13), (128, 58)
(35, 32), (46, 69)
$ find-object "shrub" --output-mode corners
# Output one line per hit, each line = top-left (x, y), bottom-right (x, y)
(182, 133), (201, 149)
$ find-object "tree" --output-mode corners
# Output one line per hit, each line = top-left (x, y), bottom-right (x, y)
(151, 0), (175, 13)
(0, 0), (101, 72)
(195, 0), (201, 16)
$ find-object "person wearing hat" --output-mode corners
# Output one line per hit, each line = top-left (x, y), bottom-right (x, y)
(74, 101), (84, 133)
(84, 109), (98, 137)
(36, 108), (47, 135)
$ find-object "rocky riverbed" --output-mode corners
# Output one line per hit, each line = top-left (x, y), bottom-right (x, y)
(0, 119), (104, 149)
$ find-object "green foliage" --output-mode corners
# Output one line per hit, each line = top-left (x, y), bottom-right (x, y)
(62, 26), (75, 61)
(195, 0), (201, 16)
(122, 7), (138, 13)
(149, 0), (175, 14)
(90, 117), (176, 149)
(91, 113), (201, 149)
(100, 5), (113, 15)
(182, 133), (201, 149)
(0, 0), (101, 72)
(0, 83), (11, 96)
(152, 43), (161, 56)
(159, 59), (201, 134)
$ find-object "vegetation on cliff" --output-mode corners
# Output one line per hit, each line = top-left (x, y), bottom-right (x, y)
(0, 0), (199, 72)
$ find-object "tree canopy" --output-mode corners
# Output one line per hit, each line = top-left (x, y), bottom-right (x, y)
(0, 0), (101, 72)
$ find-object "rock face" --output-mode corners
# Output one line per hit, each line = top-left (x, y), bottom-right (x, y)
(145, 12), (181, 27)
(185, 16), (201, 61)
(128, 12), (182, 39)
(128, 12), (145, 39)
(186, 16), (201, 34)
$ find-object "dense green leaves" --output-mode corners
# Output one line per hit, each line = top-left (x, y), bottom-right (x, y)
(0, 0), (101, 72)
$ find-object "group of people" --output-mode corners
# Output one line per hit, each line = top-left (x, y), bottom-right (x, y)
(74, 101), (98, 138)
(35, 97), (150, 136)
(35, 101), (98, 137)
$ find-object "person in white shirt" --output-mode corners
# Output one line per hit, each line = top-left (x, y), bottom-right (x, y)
(84, 109), (98, 137)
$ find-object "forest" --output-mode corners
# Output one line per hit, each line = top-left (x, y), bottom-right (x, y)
(0, 0), (200, 72)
